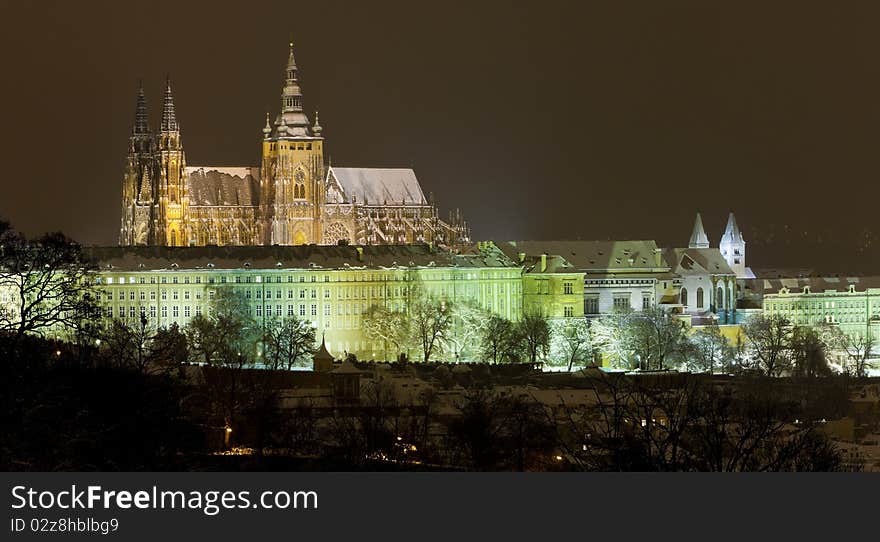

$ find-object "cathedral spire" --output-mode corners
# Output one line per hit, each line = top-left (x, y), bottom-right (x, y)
(275, 39), (311, 136)
(133, 80), (150, 136)
(160, 76), (179, 133)
(689, 212), (710, 248)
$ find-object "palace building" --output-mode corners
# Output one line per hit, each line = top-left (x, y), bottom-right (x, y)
(119, 42), (469, 248)
(84, 243), (522, 361)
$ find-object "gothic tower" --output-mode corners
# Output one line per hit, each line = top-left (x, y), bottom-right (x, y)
(119, 82), (155, 245)
(259, 41), (325, 245)
(719, 212), (746, 277)
(688, 212), (710, 249)
(155, 77), (189, 246)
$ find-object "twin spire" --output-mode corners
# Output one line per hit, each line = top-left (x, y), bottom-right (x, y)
(689, 211), (744, 249)
(130, 76), (180, 135)
(131, 39), (318, 141)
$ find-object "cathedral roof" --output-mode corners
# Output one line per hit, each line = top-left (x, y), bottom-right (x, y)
(186, 167), (261, 206)
(327, 167), (428, 206)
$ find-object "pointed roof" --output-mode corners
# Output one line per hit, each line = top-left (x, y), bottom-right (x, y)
(160, 76), (178, 133)
(688, 213), (710, 249)
(133, 81), (150, 136)
(286, 40), (298, 71)
(274, 40), (312, 137)
(313, 335), (334, 361)
(720, 212), (744, 245)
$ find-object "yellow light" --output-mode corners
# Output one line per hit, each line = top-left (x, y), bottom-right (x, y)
(225, 426), (232, 434)
(555, 455), (563, 461)
(55, 350), (61, 356)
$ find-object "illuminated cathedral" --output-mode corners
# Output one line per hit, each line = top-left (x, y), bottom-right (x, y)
(119, 42), (469, 248)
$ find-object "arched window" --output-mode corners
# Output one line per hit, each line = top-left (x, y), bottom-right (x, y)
(170, 230), (177, 246)
(681, 287), (688, 307)
(717, 286), (725, 310)
(697, 287), (704, 309)
(294, 169), (306, 199)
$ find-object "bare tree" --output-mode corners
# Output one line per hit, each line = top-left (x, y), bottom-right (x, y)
(410, 295), (452, 362)
(743, 315), (793, 376)
(446, 301), (491, 362)
(549, 374), (845, 471)
(102, 317), (188, 376)
(590, 309), (636, 369)
(263, 316), (316, 370)
(550, 318), (592, 371)
(790, 326), (832, 378)
(821, 325), (875, 377)
(0, 227), (99, 342)
(688, 324), (734, 374)
(591, 308), (689, 371)
(362, 304), (410, 361)
(517, 313), (550, 364)
(480, 315), (517, 363)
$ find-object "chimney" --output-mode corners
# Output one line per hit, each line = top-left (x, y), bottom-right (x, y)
(654, 248), (662, 267)
(540, 254), (547, 273)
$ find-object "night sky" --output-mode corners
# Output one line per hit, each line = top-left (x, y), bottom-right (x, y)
(3, 1), (880, 270)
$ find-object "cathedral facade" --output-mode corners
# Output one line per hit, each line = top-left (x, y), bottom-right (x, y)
(119, 43), (469, 248)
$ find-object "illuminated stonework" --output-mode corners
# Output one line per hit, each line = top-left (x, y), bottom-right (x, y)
(119, 43), (468, 248)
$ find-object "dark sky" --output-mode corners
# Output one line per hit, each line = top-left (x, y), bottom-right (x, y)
(3, 1), (880, 270)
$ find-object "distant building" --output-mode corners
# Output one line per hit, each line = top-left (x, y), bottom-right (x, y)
(119, 42), (468, 248)
(760, 275), (880, 341)
(499, 240), (673, 318)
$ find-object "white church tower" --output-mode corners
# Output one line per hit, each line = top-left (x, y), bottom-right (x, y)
(719, 212), (747, 278)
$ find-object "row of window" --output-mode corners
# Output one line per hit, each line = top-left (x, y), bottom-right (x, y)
(100, 271), (517, 285)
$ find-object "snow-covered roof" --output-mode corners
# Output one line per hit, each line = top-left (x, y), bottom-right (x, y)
(499, 240), (667, 272)
(328, 167), (427, 206)
(187, 166), (261, 207)
(664, 247), (735, 277)
(83, 243), (514, 272)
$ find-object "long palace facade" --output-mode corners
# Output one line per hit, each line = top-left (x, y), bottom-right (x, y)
(86, 243), (523, 361)
(119, 42), (468, 248)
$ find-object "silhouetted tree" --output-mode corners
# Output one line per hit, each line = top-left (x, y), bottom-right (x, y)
(263, 316), (316, 370)
(743, 315), (793, 376)
(517, 313), (550, 363)
(0, 226), (99, 342)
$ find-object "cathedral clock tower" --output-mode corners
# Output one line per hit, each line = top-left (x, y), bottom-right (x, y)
(259, 41), (325, 245)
